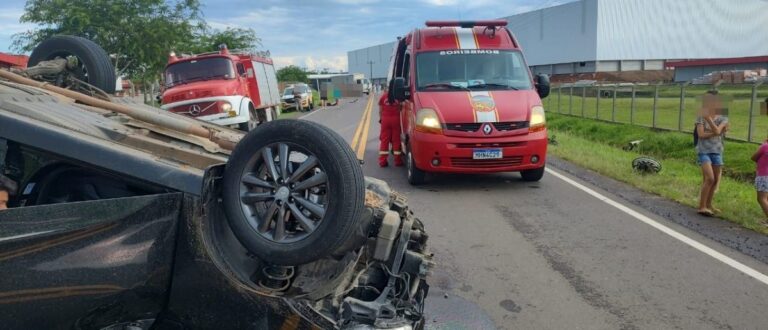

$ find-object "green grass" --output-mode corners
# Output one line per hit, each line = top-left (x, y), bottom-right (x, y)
(546, 113), (760, 183)
(548, 128), (768, 235)
(544, 84), (768, 142)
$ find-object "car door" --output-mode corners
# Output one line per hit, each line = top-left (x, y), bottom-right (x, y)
(0, 140), (182, 330)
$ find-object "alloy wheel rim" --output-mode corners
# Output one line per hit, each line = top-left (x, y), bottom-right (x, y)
(238, 142), (328, 243)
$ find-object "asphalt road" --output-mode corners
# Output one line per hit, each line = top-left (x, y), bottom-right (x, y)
(303, 95), (768, 330)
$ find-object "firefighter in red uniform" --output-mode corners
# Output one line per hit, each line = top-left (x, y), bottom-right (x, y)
(378, 86), (403, 167)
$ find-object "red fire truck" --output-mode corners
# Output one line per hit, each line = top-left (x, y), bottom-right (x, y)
(388, 20), (551, 185)
(161, 45), (281, 131)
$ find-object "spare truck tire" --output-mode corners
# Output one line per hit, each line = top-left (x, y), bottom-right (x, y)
(222, 119), (366, 265)
(28, 35), (116, 94)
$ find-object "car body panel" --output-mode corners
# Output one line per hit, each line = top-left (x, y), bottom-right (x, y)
(0, 193), (182, 329)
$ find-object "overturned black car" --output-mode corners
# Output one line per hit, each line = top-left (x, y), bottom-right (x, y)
(0, 37), (431, 329)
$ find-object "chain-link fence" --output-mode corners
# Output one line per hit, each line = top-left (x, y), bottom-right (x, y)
(544, 81), (768, 143)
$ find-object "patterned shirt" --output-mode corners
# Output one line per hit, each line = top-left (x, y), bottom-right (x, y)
(695, 116), (728, 154)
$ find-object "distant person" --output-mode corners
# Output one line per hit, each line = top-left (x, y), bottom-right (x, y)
(378, 82), (403, 167)
(0, 175), (17, 210)
(695, 90), (729, 216)
(751, 136), (768, 220)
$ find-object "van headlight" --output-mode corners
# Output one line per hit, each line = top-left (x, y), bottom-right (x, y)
(415, 108), (442, 134)
(529, 105), (546, 132)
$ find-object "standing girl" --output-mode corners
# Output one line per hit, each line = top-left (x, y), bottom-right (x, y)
(695, 91), (729, 216)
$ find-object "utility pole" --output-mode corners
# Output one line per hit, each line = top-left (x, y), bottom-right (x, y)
(367, 60), (374, 83)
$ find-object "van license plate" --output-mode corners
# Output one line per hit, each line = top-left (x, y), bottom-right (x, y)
(473, 148), (503, 160)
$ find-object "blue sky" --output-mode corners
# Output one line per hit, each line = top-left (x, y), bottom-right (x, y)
(0, 0), (568, 71)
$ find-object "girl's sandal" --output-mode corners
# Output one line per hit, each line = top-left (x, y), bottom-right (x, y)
(697, 209), (715, 217)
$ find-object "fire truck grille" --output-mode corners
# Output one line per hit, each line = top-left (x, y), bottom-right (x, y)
(453, 142), (527, 148)
(492, 121), (529, 131)
(450, 156), (524, 168)
(170, 101), (220, 117)
(445, 123), (481, 132)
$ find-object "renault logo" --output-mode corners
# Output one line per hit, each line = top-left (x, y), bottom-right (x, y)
(188, 104), (201, 116)
(482, 123), (492, 135)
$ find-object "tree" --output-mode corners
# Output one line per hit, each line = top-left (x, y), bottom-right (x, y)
(189, 27), (260, 53)
(277, 65), (308, 83)
(13, 0), (206, 82)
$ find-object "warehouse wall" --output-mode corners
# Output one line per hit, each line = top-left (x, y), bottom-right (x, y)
(674, 62), (768, 82)
(504, 0), (598, 67)
(347, 41), (396, 80)
(597, 0), (768, 61)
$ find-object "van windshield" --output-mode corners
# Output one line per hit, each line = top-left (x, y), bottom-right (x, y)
(416, 50), (532, 91)
(165, 57), (235, 87)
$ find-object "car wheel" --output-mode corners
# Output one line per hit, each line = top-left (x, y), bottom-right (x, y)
(28, 35), (116, 93)
(222, 120), (365, 265)
(406, 146), (426, 185)
(520, 166), (545, 182)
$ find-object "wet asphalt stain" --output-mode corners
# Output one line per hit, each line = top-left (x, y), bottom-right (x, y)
(497, 205), (639, 330)
(499, 299), (522, 313)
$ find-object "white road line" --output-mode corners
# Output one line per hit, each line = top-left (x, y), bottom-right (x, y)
(298, 107), (323, 119)
(545, 168), (768, 286)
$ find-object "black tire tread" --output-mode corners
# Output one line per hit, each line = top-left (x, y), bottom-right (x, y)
(222, 119), (365, 265)
(29, 35), (116, 93)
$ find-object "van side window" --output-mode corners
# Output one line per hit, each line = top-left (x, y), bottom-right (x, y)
(236, 63), (246, 76)
(402, 53), (411, 84)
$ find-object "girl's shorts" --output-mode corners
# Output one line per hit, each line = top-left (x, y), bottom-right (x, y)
(755, 176), (768, 192)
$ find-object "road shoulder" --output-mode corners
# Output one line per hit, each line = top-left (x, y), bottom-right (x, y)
(548, 155), (768, 265)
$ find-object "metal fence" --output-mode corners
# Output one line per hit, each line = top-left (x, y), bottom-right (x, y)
(544, 81), (768, 143)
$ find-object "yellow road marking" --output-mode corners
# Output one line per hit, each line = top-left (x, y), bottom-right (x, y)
(350, 94), (373, 151)
(356, 96), (374, 160)
(350, 94), (375, 160)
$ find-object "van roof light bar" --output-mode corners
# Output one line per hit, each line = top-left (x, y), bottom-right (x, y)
(425, 20), (507, 28)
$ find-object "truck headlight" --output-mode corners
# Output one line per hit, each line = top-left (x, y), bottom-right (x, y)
(415, 108), (442, 134)
(221, 102), (233, 112)
(529, 105), (546, 132)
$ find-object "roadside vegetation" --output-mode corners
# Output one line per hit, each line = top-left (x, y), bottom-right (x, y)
(544, 84), (768, 142)
(547, 113), (768, 234)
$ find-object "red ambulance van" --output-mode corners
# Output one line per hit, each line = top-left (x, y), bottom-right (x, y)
(388, 20), (550, 184)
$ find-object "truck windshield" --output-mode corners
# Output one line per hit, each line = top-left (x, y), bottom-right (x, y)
(165, 57), (235, 87)
(416, 50), (532, 91)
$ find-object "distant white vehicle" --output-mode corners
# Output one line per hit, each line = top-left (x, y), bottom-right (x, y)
(357, 78), (372, 94)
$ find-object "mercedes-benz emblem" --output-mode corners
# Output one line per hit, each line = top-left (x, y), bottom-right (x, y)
(188, 104), (201, 116)
(482, 123), (492, 135)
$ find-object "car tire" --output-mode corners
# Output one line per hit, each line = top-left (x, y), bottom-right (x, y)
(222, 119), (365, 265)
(28, 35), (116, 93)
(520, 166), (545, 182)
(406, 145), (426, 185)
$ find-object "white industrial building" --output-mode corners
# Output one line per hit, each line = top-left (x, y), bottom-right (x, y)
(347, 0), (768, 82)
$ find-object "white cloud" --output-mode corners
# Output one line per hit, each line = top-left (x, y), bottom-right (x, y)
(273, 55), (347, 72)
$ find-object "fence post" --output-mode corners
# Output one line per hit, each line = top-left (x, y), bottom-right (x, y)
(748, 81), (764, 142)
(678, 83), (687, 132)
(630, 85), (636, 124)
(557, 86), (562, 113)
(581, 86), (586, 117)
(652, 83), (660, 128)
(596, 85), (601, 119)
(612, 84), (617, 122)
(569, 86), (573, 114)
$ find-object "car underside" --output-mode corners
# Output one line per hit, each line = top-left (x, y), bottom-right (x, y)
(0, 36), (432, 329)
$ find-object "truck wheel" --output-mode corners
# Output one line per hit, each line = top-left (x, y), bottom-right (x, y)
(222, 120), (365, 265)
(406, 146), (426, 185)
(239, 109), (258, 132)
(28, 35), (116, 93)
(520, 167), (545, 182)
